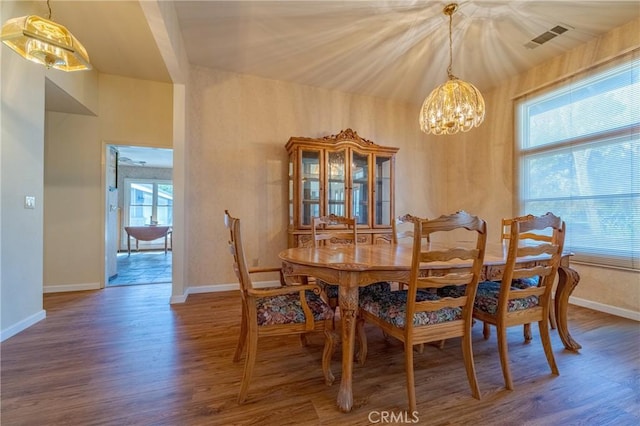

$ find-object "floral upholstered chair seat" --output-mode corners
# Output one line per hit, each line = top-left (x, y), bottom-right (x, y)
(510, 276), (540, 289)
(473, 281), (539, 316)
(481, 276), (539, 290)
(319, 280), (392, 300)
(439, 276), (541, 314)
(359, 289), (462, 328)
(256, 290), (334, 326)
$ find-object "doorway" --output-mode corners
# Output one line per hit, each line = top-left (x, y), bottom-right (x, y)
(105, 144), (173, 286)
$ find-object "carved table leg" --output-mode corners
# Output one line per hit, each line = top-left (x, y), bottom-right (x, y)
(555, 266), (582, 351)
(337, 279), (358, 413)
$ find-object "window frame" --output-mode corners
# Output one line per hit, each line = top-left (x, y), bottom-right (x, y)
(515, 57), (639, 270)
(122, 178), (174, 250)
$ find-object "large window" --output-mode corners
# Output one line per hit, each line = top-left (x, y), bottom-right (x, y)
(517, 58), (639, 269)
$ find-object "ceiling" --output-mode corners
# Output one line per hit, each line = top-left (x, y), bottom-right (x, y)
(116, 146), (173, 169)
(45, 0), (640, 103)
(35, 0), (639, 165)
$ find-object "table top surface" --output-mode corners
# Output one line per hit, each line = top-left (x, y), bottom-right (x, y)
(124, 225), (172, 240)
(279, 242), (565, 272)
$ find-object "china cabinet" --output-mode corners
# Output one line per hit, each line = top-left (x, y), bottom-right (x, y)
(286, 129), (399, 247)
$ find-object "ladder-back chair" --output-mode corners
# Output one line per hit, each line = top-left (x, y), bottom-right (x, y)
(474, 212), (566, 390)
(357, 211), (487, 412)
(225, 210), (336, 403)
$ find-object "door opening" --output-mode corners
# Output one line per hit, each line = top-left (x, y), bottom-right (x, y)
(104, 144), (173, 287)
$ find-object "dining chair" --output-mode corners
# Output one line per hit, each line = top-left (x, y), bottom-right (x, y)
(356, 211), (487, 412)
(473, 212), (566, 390)
(501, 214), (557, 244)
(224, 210), (336, 403)
(391, 214), (428, 291)
(391, 213), (421, 244)
(381, 214), (438, 353)
(311, 214), (358, 311)
(312, 214), (358, 247)
(486, 214), (558, 341)
(311, 214), (391, 314)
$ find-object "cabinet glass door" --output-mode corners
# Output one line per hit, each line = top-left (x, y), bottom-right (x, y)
(288, 154), (294, 227)
(327, 150), (346, 217)
(351, 151), (369, 225)
(374, 155), (392, 226)
(301, 150), (321, 226)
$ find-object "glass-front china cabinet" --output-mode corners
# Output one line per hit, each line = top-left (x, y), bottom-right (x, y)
(286, 129), (398, 247)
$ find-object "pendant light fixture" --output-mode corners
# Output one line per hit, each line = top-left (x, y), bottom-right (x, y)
(419, 3), (484, 135)
(1, 0), (91, 71)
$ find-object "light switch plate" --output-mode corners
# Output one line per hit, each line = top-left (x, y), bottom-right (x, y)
(24, 196), (36, 209)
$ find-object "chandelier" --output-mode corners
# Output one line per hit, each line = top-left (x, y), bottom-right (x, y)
(419, 3), (484, 135)
(1, 0), (91, 72)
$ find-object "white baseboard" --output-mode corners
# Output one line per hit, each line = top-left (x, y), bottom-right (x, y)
(178, 284), (640, 323)
(200, 280), (280, 292)
(43, 282), (101, 293)
(169, 294), (188, 304)
(169, 280), (280, 304)
(1, 309), (46, 342)
(39, 281), (640, 323)
(10, 284), (633, 343)
(569, 296), (640, 321)
(188, 283), (239, 294)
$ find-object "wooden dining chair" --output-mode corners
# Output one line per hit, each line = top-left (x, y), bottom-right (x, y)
(501, 214), (557, 244)
(473, 212), (566, 390)
(356, 211), (487, 413)
(391, 213), (420, 244)
(311, 214), (391, 315)
(490, 214), (558, 341)
(312, 214), (358, 247)
(391, 214), (428, 290)
(383, 214), (436, 352)
(224, 210), (336, 403)
(311, 214), (358, 311)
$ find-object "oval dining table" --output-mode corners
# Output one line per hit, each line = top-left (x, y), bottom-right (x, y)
(278, 242), (581, 413)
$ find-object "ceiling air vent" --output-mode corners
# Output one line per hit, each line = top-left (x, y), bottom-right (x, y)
(524, 24), (571, 49)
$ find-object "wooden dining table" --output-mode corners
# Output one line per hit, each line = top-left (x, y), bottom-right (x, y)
(278, 242), (581, 413)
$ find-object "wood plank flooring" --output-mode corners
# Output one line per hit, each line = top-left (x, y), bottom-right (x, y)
(1, 284), (638, 425)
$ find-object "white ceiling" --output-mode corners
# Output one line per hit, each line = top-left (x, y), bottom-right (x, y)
(35, 0), (640, 166)
(45, 0), (640, 103)
(171, 0), (640, 104)
(116, 146), (173, 169)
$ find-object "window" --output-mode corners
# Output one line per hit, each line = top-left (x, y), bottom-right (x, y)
(517, 58), (639, 269)
(126, 179), (173, 226)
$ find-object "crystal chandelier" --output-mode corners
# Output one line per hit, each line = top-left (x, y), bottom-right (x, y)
(1, 0), (91, 72)
(419, 3), (484, 135)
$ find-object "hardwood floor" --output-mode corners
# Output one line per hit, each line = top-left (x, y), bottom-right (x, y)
(1, 284), (638, 425)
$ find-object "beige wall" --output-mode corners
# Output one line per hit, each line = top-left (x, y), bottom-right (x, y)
(184, 16), (640, 319)
(185, 66), (441, 288)
(44, 112), (101, 289)
(0, 15), (47, 338)
(445, 18), (640, 316)
(99, 74), (173, 146)
(43, 75), (173, 291)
